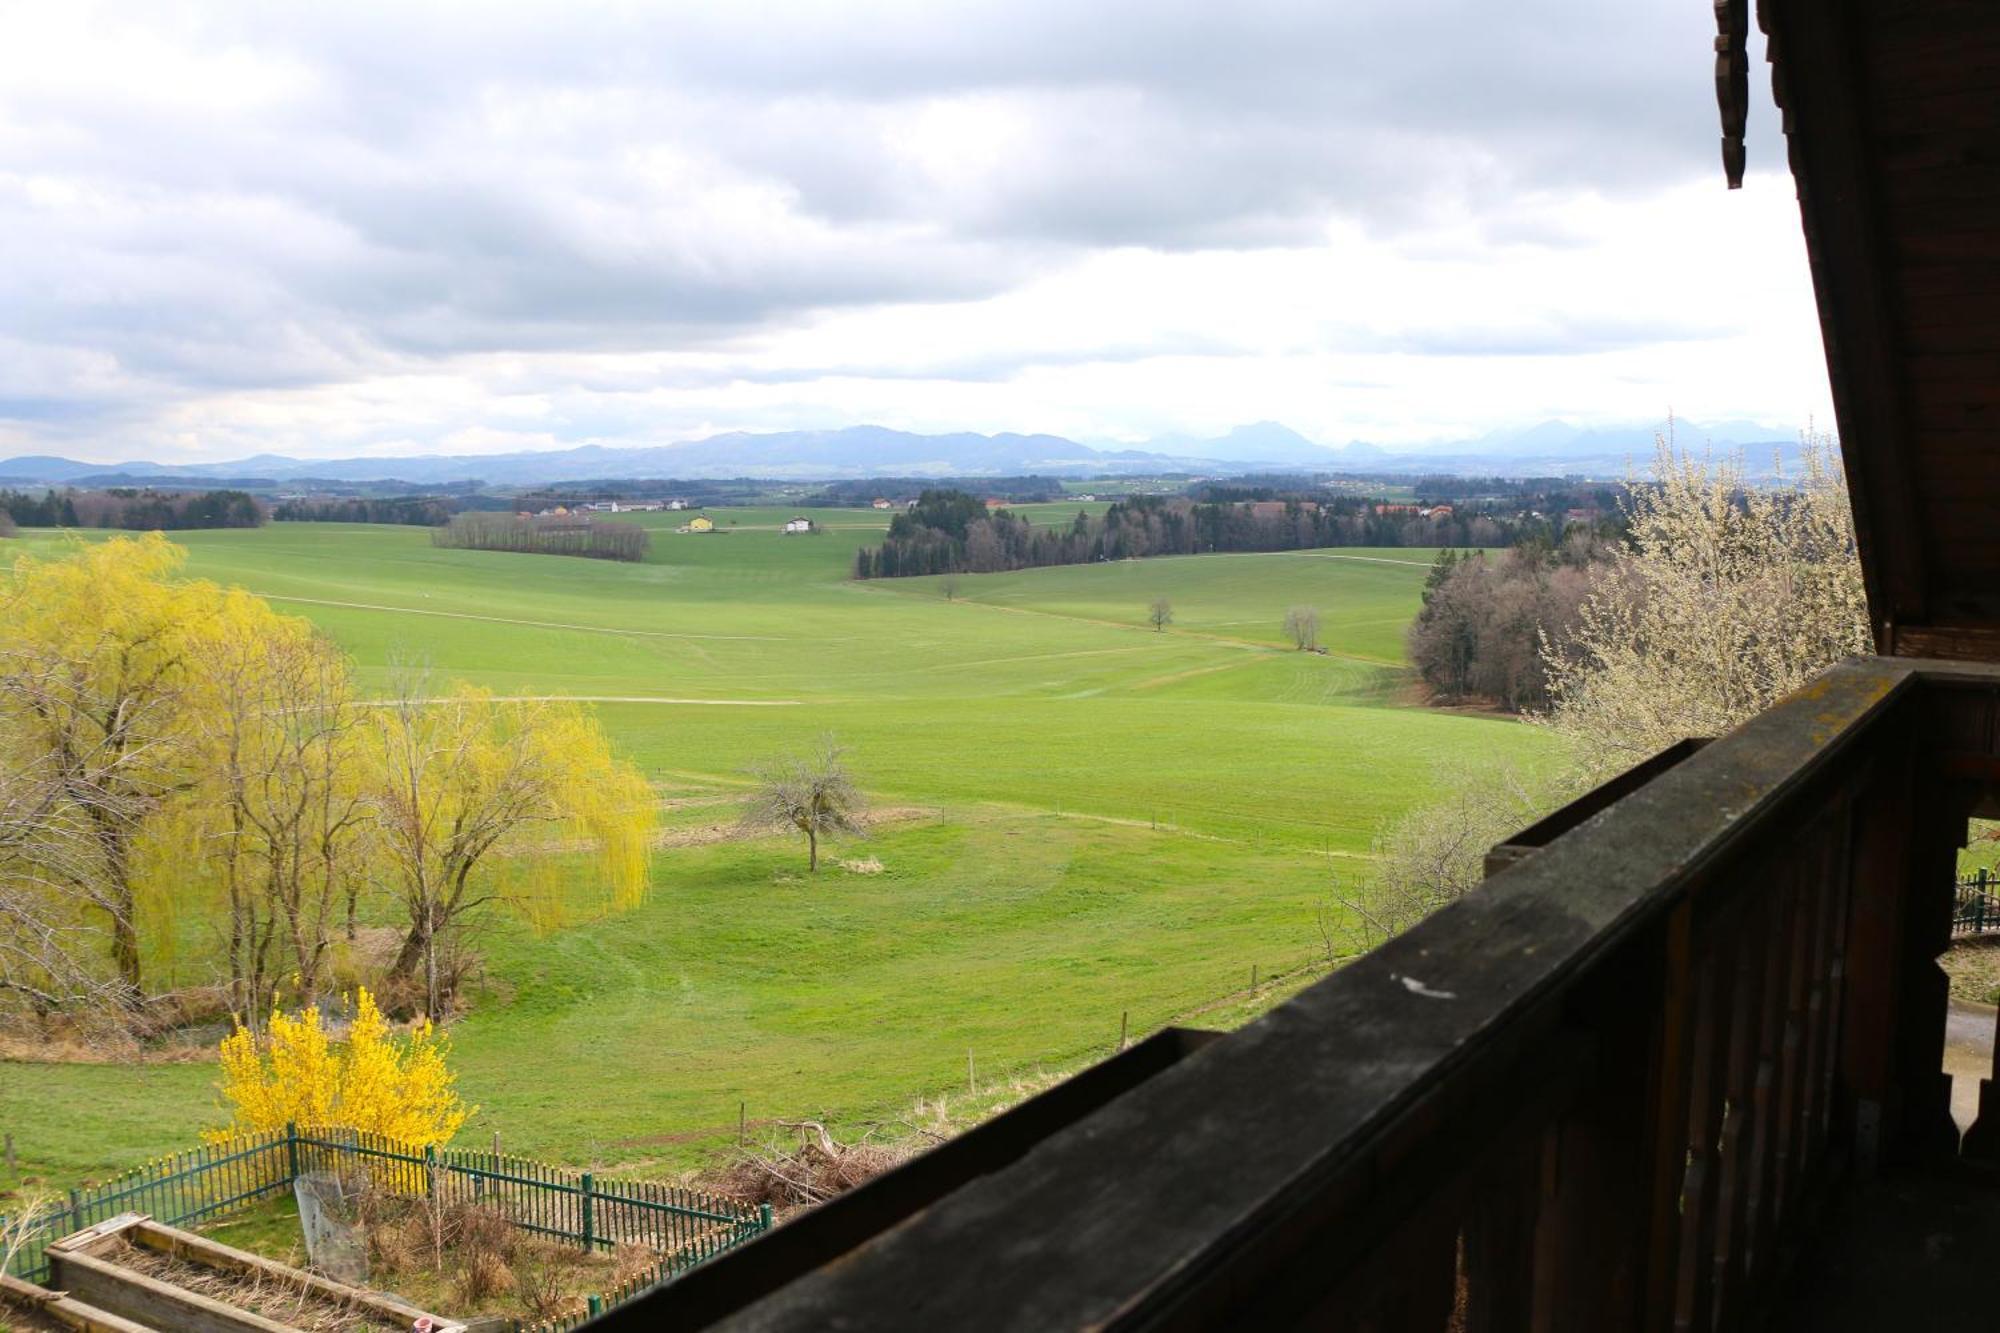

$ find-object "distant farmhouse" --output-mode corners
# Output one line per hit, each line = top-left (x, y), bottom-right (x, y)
(782, 516), (813, 534)
(1368, 502), (1452, 520)
(871, 498), (892, 510)
(678, 514), (715, 534)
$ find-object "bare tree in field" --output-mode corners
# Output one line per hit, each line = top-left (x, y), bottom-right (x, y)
(743, 737), (865, 872)
(941, 574), (961, 601)
(1148, 597), (1174, 632)
(1283, 605), (1321, 651)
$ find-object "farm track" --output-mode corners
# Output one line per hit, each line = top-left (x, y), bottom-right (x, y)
(651, 804), (938, 849)
(362, 694), (803, 706)
(262, 594), (807, 641)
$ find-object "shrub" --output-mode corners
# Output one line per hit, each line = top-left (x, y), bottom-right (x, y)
(211, 987), (474, 1147)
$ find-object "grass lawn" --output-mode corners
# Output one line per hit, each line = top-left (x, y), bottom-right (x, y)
(0, 518), (1550, 1188)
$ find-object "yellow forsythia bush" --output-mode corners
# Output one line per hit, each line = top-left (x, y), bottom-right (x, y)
(211, 987), (473, 1148)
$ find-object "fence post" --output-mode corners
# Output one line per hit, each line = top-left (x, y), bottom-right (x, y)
(424, 1144), (436, 1200)
(587, 1294), (603, 1318)
(759, 1202), (773, 1233)
(285, 1122), (300, 1184)
(581, 1172), (594, 1252)
(67, 1187), (82, 1234)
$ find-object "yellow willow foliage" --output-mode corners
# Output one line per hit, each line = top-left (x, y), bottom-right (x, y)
(513, 698), (656, 929)
(166, 588), (365, 998)
(210, 988), (472, 1148)
(0, 534), (234, 983)
(367, 684), (655, 935)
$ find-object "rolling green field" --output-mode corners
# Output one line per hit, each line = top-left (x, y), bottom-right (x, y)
(0, 515), (1554, 1186)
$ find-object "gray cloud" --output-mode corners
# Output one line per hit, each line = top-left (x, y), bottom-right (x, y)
(0, 0), (1787, 451)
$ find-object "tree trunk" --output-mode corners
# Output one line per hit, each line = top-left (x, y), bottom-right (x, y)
(808, 828), (818, 872)
(110, 905), (141, 998)
(388, 920), (429, 984)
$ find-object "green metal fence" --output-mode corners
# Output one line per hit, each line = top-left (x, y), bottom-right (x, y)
(0, 1123), (769, 1326)
(1954, 869), (2000, 937)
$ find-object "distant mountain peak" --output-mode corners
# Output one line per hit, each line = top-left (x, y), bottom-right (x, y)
(0, 415), (1815, 486)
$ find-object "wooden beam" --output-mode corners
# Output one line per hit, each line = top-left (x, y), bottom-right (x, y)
(1763, 0), (1931, 645)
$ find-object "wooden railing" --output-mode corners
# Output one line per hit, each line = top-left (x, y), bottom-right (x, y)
(610, 656), (2000, 1332)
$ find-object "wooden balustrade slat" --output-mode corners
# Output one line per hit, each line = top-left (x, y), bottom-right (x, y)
(1671, 929), (1742, 1333)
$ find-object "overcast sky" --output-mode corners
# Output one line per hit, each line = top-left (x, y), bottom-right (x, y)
(0, 1), (1827, 463)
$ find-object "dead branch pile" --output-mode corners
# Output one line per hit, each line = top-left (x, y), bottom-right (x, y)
(708, 1120), (908, 1211)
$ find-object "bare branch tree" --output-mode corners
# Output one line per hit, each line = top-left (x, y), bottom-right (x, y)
(1332, 762), (1575, 953)
(1540, 428), (1868, 777)
(1282, 605), (1321, 651)
(1147, 597), (1174, 633)
(742, 737), (865, 872)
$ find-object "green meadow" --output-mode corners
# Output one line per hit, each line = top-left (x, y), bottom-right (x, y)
(0, 515), (1553, 1184)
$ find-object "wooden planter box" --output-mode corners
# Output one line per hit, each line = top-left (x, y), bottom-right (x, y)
(42, 1213), (465, 1333)
(0, 1270), (155, 1333)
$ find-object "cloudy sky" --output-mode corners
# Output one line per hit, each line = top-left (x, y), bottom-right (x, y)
(0, 0), (1827, 463)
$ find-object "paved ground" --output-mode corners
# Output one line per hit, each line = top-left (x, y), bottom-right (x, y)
(1944, 997), (1994, 1136)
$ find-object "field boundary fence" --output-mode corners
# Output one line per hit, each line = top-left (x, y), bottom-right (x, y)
(0, 1123), (769, 1329)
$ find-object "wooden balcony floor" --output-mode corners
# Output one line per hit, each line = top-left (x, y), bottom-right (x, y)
(1773, 997), (1997, 1331)
(1772, 1167), (2000, 1332)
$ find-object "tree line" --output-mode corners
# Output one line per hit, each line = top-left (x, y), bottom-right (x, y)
(0, 487), (266, 531)
(851, 489), (1562, 579)
(432, 512), (650, 562)
(273, 496), (459, 525)
(1405, 539), (1605, 712)
(0, 535), (655, 1031)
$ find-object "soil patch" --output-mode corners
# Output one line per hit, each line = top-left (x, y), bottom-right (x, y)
(1945, 938), (2000, 1004)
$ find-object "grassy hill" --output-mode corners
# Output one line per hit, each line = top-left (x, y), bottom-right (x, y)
(0, 517), (1554, 1182)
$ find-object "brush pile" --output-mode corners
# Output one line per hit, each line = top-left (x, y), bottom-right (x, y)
(709, 1121), (909, 1213)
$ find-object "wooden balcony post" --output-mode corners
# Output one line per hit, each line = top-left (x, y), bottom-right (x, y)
(1524, 924), (1672, 1333)
(1838, 716), (1959, 1170)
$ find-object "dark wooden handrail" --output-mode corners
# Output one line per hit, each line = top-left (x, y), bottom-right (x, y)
(609, 656), (2000, 1331)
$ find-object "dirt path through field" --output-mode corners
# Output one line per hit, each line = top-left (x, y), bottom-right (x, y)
(264, 594), (801, 641)
(652, 805), (939, 849)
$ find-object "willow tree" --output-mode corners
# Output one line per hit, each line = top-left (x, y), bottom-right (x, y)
(167, 593), (368, 1019)
(367, 675), (655, 1019)
(0, 534), (219, 997)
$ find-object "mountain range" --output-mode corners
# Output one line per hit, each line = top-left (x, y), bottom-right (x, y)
(0, 418), (1804, 487)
